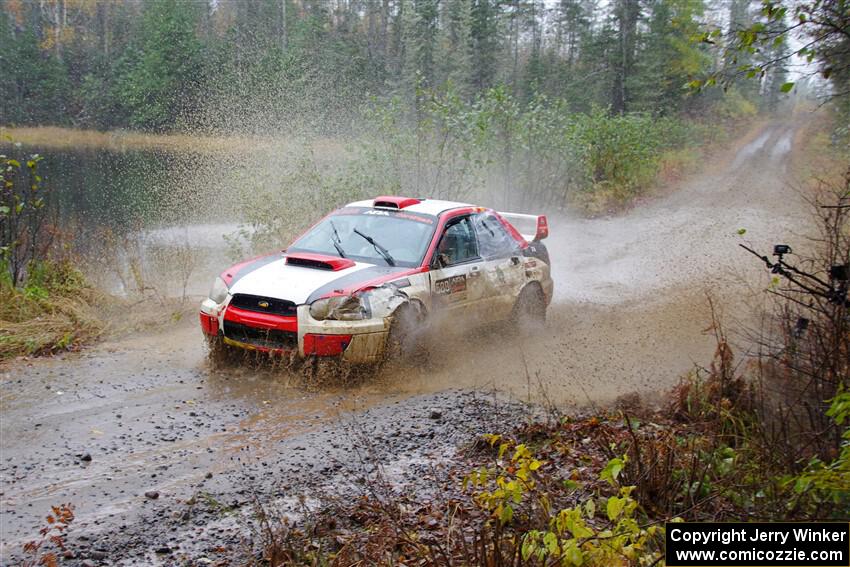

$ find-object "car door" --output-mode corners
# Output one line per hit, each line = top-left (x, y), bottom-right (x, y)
(428, 215), (488, 322)
(472, 212), (527, 320)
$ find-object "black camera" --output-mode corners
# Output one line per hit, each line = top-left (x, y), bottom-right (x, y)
(773, 244), (792, 256)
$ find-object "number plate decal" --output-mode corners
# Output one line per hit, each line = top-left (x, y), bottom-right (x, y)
(434, 274), (468, 303)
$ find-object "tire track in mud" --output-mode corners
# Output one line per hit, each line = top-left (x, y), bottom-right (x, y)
(0, 120), (810, 563)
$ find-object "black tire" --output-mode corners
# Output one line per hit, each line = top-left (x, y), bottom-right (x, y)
(513, 284), (547, 331)
(385, 302), (427, 364)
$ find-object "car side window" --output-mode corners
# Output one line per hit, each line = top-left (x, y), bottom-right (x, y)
(472, 213), (520, 259)
(435, 216), (479, 266)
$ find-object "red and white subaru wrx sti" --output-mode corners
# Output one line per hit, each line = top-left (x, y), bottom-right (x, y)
(199, 196), (553, 364)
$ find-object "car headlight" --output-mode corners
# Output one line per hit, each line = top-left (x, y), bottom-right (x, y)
(309, 293), (371, 321)
(209, 276), (229, 304)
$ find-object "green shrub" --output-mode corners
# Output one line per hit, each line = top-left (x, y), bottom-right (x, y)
(786, 390), (850, 515)
(2, 152), (48, 287)
(710, 88), (758, 123)
(464, 435), (665, 566)
(0, 260), (102, 360)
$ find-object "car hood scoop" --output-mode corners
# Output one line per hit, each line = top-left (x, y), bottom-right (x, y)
(229, 255), (371, 304)
(285, 252), (356, 271)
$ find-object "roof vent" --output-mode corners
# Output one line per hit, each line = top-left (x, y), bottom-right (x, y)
(286, 253), (355, 271)
(373, 196), (421, 209)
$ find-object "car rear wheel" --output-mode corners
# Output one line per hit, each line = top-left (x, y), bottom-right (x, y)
(513, 284), (546, 331)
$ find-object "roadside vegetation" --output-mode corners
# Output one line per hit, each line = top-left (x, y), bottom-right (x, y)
(0, 152), (103, 359)
(0, 151), (197, 361)
(0, 259), (102, 360)
(0, 0), (780, 133)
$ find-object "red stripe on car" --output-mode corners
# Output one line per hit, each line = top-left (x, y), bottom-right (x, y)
(220, 252), (280, 286)
(320, 266), (428, 298)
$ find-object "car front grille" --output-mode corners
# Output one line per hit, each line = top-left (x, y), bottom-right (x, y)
(229, 294), (297, 317)
(222, 321), (297, 350)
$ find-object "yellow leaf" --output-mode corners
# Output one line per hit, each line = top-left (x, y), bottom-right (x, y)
(606, 496), (626, 521)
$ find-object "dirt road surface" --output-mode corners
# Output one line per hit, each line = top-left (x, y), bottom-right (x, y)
(0, 120), (810, 564)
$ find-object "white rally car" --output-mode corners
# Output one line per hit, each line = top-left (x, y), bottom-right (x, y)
(200, 196), (553, 364)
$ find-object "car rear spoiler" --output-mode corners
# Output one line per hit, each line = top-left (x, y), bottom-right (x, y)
(498, 212), (549, 242)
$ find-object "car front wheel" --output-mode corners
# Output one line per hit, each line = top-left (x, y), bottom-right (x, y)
(385, 302), (427, 364)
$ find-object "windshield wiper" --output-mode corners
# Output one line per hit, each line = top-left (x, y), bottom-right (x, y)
(329, 220), (347, 258)
(353, 228), (395, 266)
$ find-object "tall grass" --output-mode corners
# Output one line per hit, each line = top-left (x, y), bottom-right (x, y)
(0, 260), (103, 360)
(0, 125), (346, 156)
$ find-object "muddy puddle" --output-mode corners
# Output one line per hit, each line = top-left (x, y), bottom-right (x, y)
(0, 322), (399, 556)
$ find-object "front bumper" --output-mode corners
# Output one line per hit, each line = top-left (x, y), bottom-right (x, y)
(200, 298), (390, 364)
(297, 305), (390, 363)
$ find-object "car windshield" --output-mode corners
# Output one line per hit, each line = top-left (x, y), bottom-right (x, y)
(288, 207), (437, 267)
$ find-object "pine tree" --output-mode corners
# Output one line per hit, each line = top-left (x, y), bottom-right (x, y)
(521, 0), (546, 101)
(402, 0), (440, 95)
(115, 0), (204, 131)
(725, 0), (759, 101)
(610, 0), (640, 114)
(470, 0), (500, 92)
(554, 0), (592, 65)
(438, 0), (474, 98)
(543, 0), (599, 110)
(0, 5), (69, 125)
(631, 0), (710, 114)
